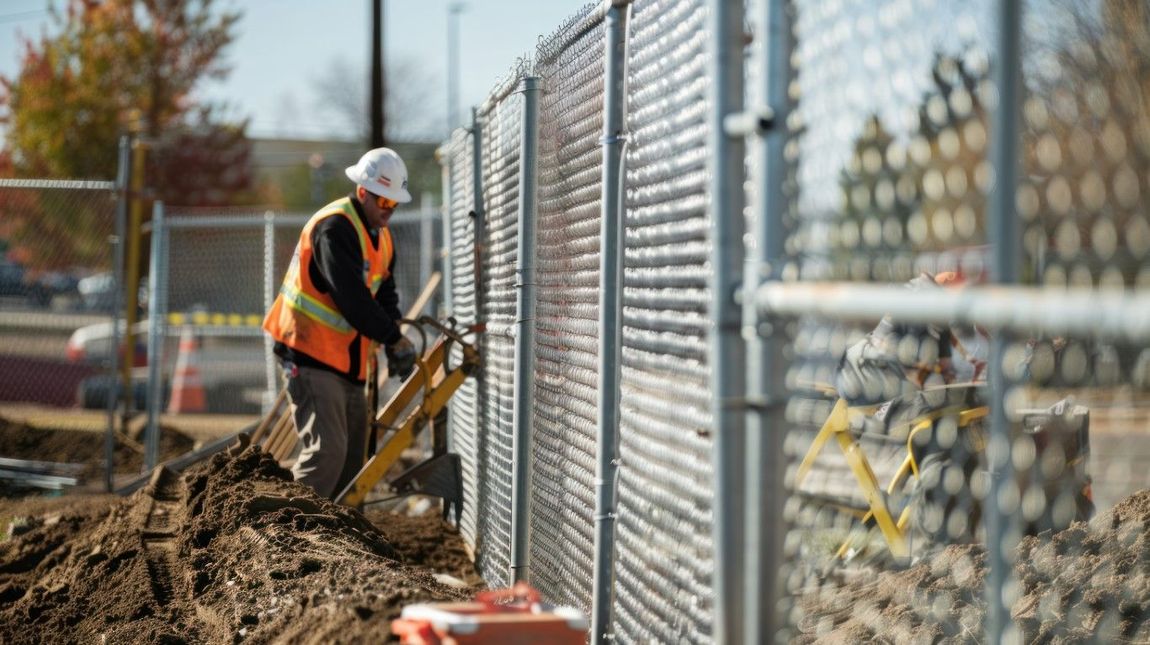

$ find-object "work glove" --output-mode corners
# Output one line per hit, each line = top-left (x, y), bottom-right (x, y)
(385, 336), (417, 380)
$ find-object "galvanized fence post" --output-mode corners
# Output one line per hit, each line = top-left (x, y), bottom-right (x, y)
(440, 152), (454, 318)
(263, 210), (278, 408)
(470, 107), (486, 318)
(742, 0), (791, 641)
(986, 0), (1024, 641)
(591, 2), (631, 642)
(708, 0), (749, 641)
(144, 200), (167, 471)
(510, 75), (541, 583)
(105, 134), (131, 491)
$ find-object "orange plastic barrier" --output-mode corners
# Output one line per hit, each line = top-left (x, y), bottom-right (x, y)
(392, 582), (588, 645)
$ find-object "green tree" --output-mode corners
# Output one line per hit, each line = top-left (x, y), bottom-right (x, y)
(0, 0), (252, 267)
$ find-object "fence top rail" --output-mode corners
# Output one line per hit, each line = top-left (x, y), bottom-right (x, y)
(0, 178), (116, 191)
(752, 281), (1150, 342)
(160, 209), (435, 229)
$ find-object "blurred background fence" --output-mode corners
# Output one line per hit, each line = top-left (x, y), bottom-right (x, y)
(146, 206), (443, 414)
(0, 188), (441, 463)
(0, 179), (118, 420)
(439, 0), (1150, 643)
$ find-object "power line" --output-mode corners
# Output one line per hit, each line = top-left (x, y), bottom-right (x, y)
(0, 9), (48, 25)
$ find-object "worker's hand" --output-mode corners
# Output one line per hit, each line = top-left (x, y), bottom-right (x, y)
(385, 336), (417, 380)
(970, 359), (987, 382)
(938, 357), (956, 384)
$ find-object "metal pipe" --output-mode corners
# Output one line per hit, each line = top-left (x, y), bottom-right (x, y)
(470, 106), (486, 319)
(510, 75), (541, 583)
(752, 282), (1150, 341)
(144, 201), (166, 470)
(986, 0), (1024, 640)
(591, 2), (630, 642)
(420, 192), (434, 294)
(105, 135), (131, 491)
(162, 211), (424, 229)
(440, 147), (455, 317)
(0, 178), (115, 190)
(742, 0), (791, 641)
(263, 210), (278, 408)
(707, 0), (749, 641)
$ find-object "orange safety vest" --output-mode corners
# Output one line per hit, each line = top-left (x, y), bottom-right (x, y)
(263, 197), (393, 380)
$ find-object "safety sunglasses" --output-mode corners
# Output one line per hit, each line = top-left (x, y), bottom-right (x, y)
(370, 192), (398, 210)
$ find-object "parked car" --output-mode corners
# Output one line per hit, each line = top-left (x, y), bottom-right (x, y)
(65, 319), (149, 367)
(28, 271), (82, 309)
(0, 261), (28, 297)
(66, 318), (268, 414)
(76, 271), (148, 313)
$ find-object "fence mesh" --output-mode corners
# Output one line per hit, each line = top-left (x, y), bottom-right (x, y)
(527, 5), (606, 615)
(443, 126), (484, 559)
(146, 208), (440, 417)
(463, 80), (527, 587)
(1014, 0), (1150, 513)
(613, 0), (715, 642)
(0, 183), (117, 422)
(777, 1), (1150, 642)
(436, 0), (1150, 640)
(779, 0), (1000, 635)
(159, 212), (290, 416)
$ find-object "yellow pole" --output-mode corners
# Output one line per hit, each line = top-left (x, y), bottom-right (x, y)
(122, 114), (148, 423)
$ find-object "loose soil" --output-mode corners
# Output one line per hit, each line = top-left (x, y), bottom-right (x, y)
(0, 416), (195, 480)
(0, 446), (481, 643)
(793, 490), (1150, 643)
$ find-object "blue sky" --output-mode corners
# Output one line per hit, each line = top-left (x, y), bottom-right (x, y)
(0, 0), (588, 141)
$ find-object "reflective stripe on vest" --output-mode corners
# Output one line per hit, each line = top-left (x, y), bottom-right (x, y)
(278, 281), (352, 332)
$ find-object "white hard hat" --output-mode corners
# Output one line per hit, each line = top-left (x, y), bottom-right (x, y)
(345, 147), (412, 203)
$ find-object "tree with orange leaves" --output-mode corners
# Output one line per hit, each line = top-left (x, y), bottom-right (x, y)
(0, 0), (254, 268)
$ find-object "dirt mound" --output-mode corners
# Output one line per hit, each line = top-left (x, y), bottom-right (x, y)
(0, 446), (480, 644)
(795, 490), (1150, 642)
(0, 416), (195, 476)
(363, 508), (479, 585)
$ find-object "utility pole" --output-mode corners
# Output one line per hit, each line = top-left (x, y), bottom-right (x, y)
(370, 0), (386, 147)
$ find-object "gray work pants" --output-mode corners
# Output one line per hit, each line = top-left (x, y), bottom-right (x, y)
(285, 365), (367, 499)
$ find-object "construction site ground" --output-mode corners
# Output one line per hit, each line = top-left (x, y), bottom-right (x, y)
(0, 437), (480, 644)
(0, 390), (1147, 642)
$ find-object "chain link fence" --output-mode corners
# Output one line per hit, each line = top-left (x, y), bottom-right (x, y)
(527, 8), (607, 615)
(772, 0), (1150, 643)
(145, 207), (442, 420)
(615, 0), (715, 641)
(441, 1), (722, 639)
(0, 180), (118, 423)
(439, 0), (1150, 642)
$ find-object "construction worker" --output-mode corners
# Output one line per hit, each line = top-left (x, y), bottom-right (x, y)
(263, 147), (418, 499)
(834, 271), (962, 407)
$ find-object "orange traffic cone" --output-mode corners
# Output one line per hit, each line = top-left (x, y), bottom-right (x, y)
(167, 327), (207, 414)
